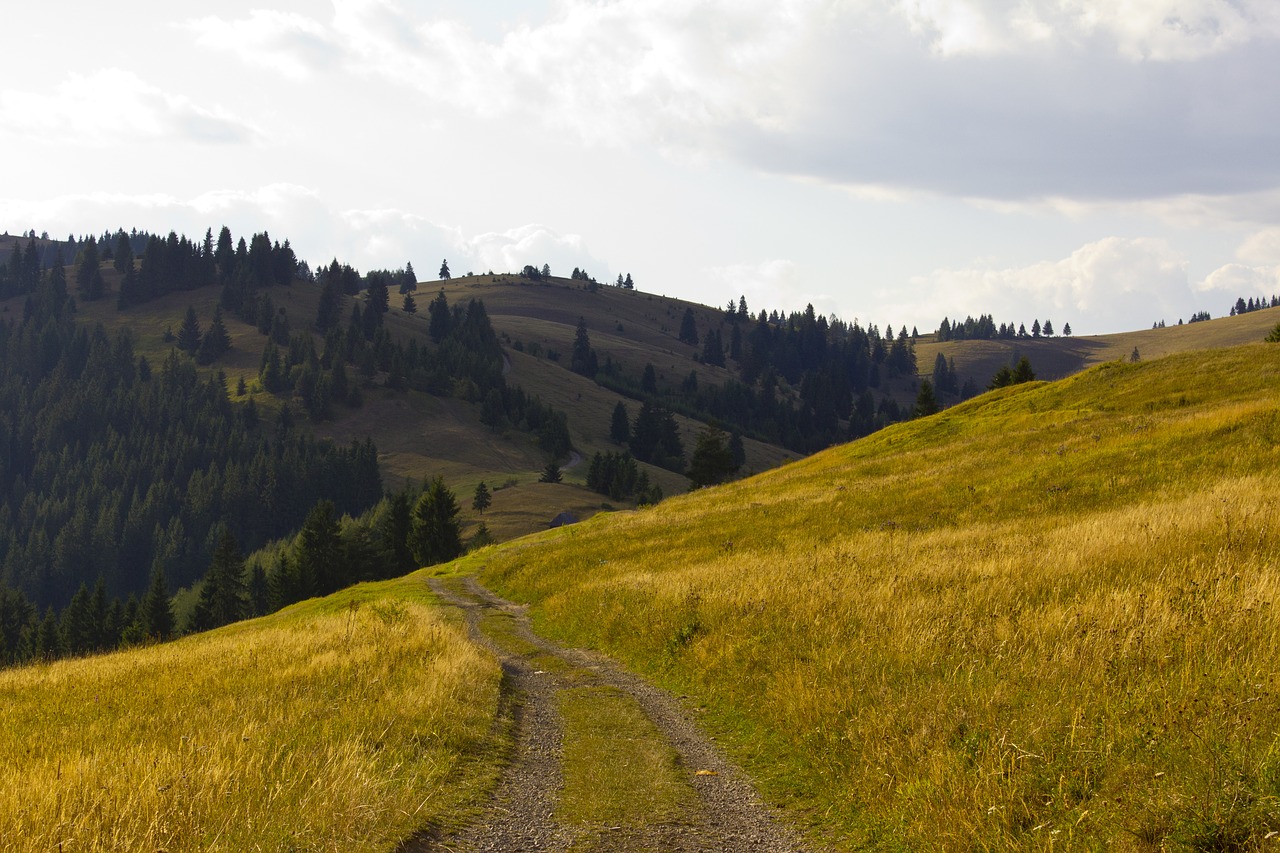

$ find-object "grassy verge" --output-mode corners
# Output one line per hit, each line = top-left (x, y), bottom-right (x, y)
(481, 344), (1280, 849)
(0, 572), (503, 852)
(556, 685), (696, 832)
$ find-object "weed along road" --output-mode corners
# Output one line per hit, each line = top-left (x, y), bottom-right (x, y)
(415, 576), (815, 853)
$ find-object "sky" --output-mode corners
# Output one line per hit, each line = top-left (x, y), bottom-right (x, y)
(1, 1), (1279, 334)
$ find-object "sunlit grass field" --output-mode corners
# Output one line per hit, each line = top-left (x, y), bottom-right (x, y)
(482, 343), (1280, 849)
(0, 573), (502, 852)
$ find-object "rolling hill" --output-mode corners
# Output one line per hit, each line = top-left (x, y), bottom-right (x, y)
(5, 336), (1279, 849)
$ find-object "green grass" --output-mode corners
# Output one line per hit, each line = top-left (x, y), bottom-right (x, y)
(557, 686), (697, 829)
(476, 342), (1280, 849)
(0, 572), (504, 852)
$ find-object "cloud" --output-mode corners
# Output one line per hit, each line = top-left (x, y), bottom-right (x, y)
(182, 11), (341, 80)
(0, 185), (608, 282)
(895, 0), (1280, 60)
(0, 69), (261, 146)
(705, 258), (841, 318)
(900, 237), (1204, 332)
(1236, 227), (1280, 265)
(188, 1), (1280, 203)
(1199, 262), (1280, 296)
(462, 224), (604, 279)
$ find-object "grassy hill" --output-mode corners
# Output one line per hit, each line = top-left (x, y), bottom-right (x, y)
(5, 338), (1280, 848)
(479, 340), (1280, 848)
(918, 305), (1280, 386)
(0, 570), (503, 851)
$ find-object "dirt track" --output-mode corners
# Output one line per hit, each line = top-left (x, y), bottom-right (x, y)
(407, 576), (816, 853)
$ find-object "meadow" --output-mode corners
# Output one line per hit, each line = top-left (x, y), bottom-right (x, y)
(0, 573), (502, 852)
(482, 343), (1280, 849)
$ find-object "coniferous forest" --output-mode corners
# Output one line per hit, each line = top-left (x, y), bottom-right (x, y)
(0, 226), (570, 666)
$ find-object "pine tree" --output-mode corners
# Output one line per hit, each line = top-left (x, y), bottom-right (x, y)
(428, 289), (451, 342)
(381, 490), (415, 575)
(1042, 319), (1054, 337)
(75, 236), (105, 301)
(678, 308), (699, 345)
(403, 292), (417, 313)
(1013, 356), (1036, 382)
(177, 306), (202, 354)
(197, 307), (231, 364)
(439, 259), (451, 280)
(141, 564), (174, 641)
(570, 316), (597, 377)
(472, 481), (492, 514)
(411, 477), (463, 566)
(1063, 322), (1072, 337)
(188, 528), (247, 633)
(913, 380), (939, 418)
(295, 500), (343, 596)
(610, 401), (630, 444)
(540, 461), (563, 484)
(687, 424), (736, 488)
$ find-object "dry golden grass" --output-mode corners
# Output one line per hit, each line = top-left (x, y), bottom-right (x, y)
(0, 573), (502, 852)
(481, 343), (1280, 849)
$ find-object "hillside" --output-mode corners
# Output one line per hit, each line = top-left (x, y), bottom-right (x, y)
(0, 571), (504, 851)
(479, 341), (1280, 848)
(918, 305), (1280, 389)
(4, 339), (1280, 848)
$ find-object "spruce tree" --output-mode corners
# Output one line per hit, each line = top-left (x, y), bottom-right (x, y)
(141, 565), (174, 641)
(913, 380), (939, 418)
(687, 424), (736, 488)
(540, 461), (563, 484)
(411, 477), (463, 566)
(177, 306), (202, 354)
(679, 307), (699, 345)
(295, 500), (343, 596)
(472, 481), (492, 514)
(189, 528), (247, 633)
(610, 401), (630, 444)
(570, 316), (598, 377)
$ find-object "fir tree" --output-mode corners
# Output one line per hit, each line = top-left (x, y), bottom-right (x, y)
(610, 401), (630, 444)
(141, 565), (174, 641)
(188, 528), (246, 633)
(177, 306), (202, 354)
(687, 424), (736, 488)
(913, 380), (939, 418)
(540, 461), (563, 484)
(472, 481), (492, 514)
(411, 477), (463, 566)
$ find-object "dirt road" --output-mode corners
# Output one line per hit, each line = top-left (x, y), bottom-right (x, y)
(407, 576), (816, 853)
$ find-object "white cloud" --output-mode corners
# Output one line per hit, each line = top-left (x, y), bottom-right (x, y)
(186, 1), (1280, 204)
(706, 258), (840, 318)
(895, 0), (1280, 60)
(0, 186), (607, 282)
(1199, 263), (1280, 296)
(0, 69), (260, 146)
(900, 237), (1201, 332)
(462, 224), (602, 278)
(1237, 227), (1280, 265)
(183, 10), (341, 80)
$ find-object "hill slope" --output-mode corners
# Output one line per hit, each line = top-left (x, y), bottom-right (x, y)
(480, 341), (1280, 848)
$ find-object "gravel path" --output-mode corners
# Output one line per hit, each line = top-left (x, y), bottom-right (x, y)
(413, 576), (817, 853)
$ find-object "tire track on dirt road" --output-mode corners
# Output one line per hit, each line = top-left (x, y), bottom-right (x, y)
(411, 576), (817, 852)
